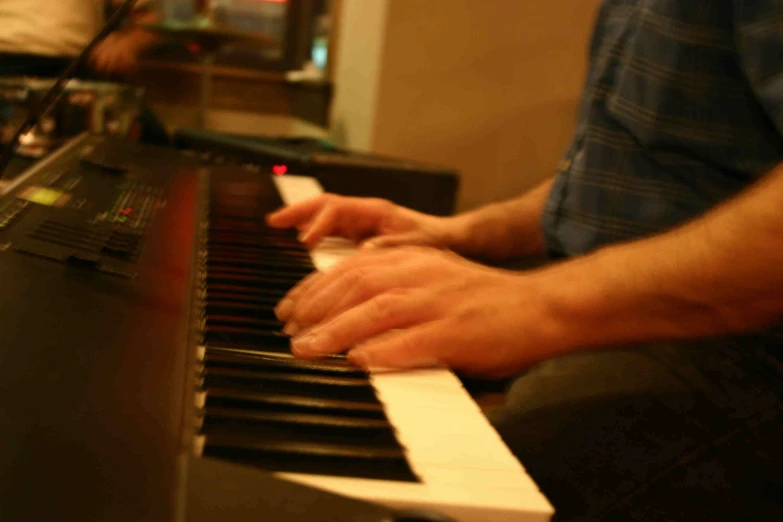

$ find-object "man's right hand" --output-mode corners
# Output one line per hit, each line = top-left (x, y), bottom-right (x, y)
(266, 194), (461, 251)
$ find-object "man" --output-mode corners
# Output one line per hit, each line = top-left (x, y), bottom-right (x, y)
(0, 0), (167, 144)
(267, 1), (783, 521)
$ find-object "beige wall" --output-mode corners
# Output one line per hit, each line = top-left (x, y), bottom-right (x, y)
(329, 0), (390, 151)
(330, 0), (602, 211)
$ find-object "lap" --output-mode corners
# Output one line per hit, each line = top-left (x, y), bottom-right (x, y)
(489, 334), (783, 521)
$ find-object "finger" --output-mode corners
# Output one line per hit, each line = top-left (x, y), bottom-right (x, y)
(295, 218), (313, 234)
(299, 204), (338, 247)
(274, 270), (326, 322)
(285, 248), (419, 322)
(289, 266), (387, 328)
(291, 289), (436, 358)
(289, 252), (431, 328)
(281, 253), (391, 324)
(346, 321), (450, 371)
(278, 256), (375, 325)
(266, 196), (328, 229)
(362, 232), (436, 250)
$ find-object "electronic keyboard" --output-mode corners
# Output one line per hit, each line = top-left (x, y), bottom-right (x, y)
(0, 134), (552, 522)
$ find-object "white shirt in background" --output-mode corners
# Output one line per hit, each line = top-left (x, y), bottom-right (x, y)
(0, 0), (147, 58)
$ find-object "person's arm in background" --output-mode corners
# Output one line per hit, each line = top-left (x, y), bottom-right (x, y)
(90, 0), (160, 78)
(267, 177), (554, 263)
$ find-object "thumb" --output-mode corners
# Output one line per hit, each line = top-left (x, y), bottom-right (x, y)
(361, 232), (439, 250)
(346, 325), (443, 371)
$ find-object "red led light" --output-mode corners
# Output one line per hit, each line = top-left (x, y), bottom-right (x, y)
(188, 43), (201, 54)
(272, 165), (288, 175)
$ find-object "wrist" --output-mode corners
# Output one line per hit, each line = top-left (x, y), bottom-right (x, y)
(440, 213), (475, 255)
(488, 269), (588, 371)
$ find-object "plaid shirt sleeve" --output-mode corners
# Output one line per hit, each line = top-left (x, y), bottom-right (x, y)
(541, 1), (783, 258)
(735, 1), (783, 137)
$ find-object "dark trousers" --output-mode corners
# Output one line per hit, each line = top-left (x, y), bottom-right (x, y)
(0, 52), (170, 146)
(489, 334), (783, 521)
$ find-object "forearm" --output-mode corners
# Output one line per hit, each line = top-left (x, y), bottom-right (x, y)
(538, 164), (783, 357)
(446, 177), (553, 262)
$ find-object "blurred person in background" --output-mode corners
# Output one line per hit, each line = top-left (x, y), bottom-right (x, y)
(0, 0), (168, 144)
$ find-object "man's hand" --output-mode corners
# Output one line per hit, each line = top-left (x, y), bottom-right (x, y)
(274, 247), (564, 378)
(269, 178), (554, 263)
(266, 194), (461, 251)
(89, 6), (159, 79)
(89, 32), (141, 78)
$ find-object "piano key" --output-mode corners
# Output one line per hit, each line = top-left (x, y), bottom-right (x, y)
(199, 407), (399, 446)
(201, 388), (386, 419)
(207, 292), (280, 308)
(207, 284), (291, 301)
(207, 272), (304, 290)
(201, 367), (378, 402)
(205, 343), (349, 362)
(208, 235), (307, 250)
(207, 255), (314, 273)
(208, 239), (311, 252)
(207, 264), (311, 282)
(269, 174), (554, 521)
(207, 243), (310, 257)
(196, 434), (419, 482)
(203, 350), (366, 377)
(206, 301), (279, 320)
(204, 326), (291, 350)
(206, 315), (284, 331)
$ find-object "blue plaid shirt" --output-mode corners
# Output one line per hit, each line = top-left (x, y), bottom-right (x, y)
(542, 0), (783, 257)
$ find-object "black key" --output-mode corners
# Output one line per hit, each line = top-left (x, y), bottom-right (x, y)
(199, 407), (398, 446)
(204, 350), (365, 377)
(205, 344), (348, 362)
(208, 284), (290, 301)
(206, 292), (281, 308)
(207, 264), (310, 283)
(202, 367), (377, 402)
(206, 301), (279, 321)
(202, 388), (385, 419)
(207, 273), (303, 291)
(205, 327), (291, 351)
(208, 235), (306, 251)
(208, 255), (314, 274)
(206, 315), (284, 331)
(200, 433), (419, 482)
(208, 247), (313, 266)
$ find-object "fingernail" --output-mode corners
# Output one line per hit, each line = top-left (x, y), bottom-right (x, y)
(347, 350), (370, 368)
(291, 334), (317, 356)
(275, 298), (294, 321)
(283, 321), (300, 336)
(297, 232), (309, 243)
